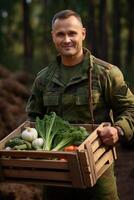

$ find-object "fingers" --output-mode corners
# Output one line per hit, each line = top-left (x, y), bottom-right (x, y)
(97, 126), (119, 146)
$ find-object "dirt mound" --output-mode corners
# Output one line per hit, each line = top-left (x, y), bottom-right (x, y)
(0, 66), (32, 140)
(0, 65), (42, 200)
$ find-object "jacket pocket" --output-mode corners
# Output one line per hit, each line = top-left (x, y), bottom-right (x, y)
(76, 94), (88, 105)
(92, 90), (101, 108)
(43, 94), (59, 106)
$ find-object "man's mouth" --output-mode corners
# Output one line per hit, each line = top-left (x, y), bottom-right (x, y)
(62, 45), (73, 49)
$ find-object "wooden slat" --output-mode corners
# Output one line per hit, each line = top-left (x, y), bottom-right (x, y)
(77, 151), (92, 187)
(95, 150), (114, 173)
(66, 153), (84, 188)
(0, 150), (77, 159)
(78, 123), (105, 150)
(73, 124), (98, 132)
(84, 141), (97, 186)
(91, 138), (102, 152)
(0, 158), (69, 170)
(93, 146), (108, 162)
(97, 164), (112, 179)
(3, 169), (71, 181)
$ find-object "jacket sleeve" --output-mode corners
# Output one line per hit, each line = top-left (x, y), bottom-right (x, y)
(26, 77), (46, 121)
(104, 66), (134, 141)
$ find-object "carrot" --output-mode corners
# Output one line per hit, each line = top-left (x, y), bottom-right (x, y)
(60, 158), (67, 161)
(64, 145), (78, 152)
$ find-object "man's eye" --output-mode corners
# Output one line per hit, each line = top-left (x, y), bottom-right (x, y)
(69, 32), (77, 36)
(56, 33), (64, 37)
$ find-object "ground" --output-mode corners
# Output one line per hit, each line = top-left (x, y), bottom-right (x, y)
(0, 183), (43, 200)
(115, 144), (134, 200)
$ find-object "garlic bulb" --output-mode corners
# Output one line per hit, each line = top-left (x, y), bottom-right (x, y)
(21, 127), (38, 142)
(32, 138), (44, 150)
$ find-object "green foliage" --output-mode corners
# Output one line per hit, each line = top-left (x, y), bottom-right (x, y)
(0, 0), (133, 86)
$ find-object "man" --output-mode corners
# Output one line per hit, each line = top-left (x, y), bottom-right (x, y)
(26, 10), (134, 200)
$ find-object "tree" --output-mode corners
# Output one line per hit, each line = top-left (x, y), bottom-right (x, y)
(86, 0), (98, 56)
(112, 0), (121, 66)
(126, 0), (134, 69)
(22, 0), (33, 70)
(98, 0), (108, 60)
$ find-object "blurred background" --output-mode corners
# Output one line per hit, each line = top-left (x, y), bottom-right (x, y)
(0, 0), (134, 199)
(0, 0), (134, 80)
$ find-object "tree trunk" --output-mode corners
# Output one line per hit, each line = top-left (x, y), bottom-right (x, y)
(112, 0), (121, 67)
(98, 0), (108, 60)
(87, 0), (98, 56)
(126, 0), (134, 69)
(22, 0), (33, 70)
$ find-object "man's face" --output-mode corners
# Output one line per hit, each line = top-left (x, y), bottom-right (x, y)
(51, 16), (86, 58)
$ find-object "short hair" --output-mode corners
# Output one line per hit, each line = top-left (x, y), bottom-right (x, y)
(52, 9), (83, 28)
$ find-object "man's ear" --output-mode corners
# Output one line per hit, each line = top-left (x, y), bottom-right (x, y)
(51, 30), (55, 42)
(51, 30), (53, 38)
(82, 27), (86, 40)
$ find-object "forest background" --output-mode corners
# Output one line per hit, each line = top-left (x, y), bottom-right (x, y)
(0, 0), (134, 86)
(0, 0), (134, 200)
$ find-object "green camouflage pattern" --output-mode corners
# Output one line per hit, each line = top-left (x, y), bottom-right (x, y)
(26, 48), (134, 199)
(26, 48), (134, 142)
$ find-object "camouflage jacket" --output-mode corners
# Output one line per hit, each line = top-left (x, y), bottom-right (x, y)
(26, 48), (134, 142)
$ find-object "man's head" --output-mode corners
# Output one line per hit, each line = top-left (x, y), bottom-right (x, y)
(51, 10), (86, 65)
(52, 9), (83, 28)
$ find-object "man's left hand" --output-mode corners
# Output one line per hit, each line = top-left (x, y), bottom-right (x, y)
(97, 126), (119, 146)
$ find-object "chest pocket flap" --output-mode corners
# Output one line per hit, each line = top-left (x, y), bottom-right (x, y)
(76, 94), (88, 105)
(43, 94), (59, 106)
(76, 87), (88, 105)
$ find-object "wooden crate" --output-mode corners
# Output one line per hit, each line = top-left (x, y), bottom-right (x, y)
(0, 121), (117, 188)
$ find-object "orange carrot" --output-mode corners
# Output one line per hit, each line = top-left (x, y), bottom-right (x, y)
(60, 158), (67, 161)
(64, 145), (78, 152)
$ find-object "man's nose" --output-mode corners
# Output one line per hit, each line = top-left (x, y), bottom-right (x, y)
(64, 35), (70, 43)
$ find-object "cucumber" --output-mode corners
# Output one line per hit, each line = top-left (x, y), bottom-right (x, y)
(13, 144), (27, 150)
(5, 137), (25, 148)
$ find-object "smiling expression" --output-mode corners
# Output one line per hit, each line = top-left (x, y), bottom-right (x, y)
(51, 16), (86, 65)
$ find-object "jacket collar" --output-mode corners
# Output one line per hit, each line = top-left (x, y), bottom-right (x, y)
(51, 48), (92, 87)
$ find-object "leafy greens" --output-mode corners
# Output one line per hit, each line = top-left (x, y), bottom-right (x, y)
(35, 112), (89, 151)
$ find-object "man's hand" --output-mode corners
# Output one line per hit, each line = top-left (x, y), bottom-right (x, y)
(97, 126), (119, 146)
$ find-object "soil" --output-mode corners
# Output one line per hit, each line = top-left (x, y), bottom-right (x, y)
(115, 144), (134, 200)
(0, 183), (43, 200)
